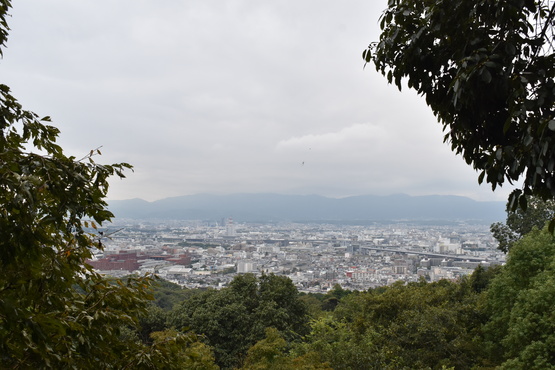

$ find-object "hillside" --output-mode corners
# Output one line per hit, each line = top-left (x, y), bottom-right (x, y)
(108, 193), (505, 222)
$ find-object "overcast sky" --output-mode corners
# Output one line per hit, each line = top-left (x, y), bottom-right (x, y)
(1, 1), (516, 202)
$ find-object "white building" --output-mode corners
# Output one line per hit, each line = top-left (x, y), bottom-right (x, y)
(237, 260), (256, 273)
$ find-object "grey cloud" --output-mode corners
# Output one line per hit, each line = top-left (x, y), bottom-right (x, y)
(1, 1), (514, 202)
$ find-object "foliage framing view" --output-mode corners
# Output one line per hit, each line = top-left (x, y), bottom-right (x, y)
(0, 2), (215, 368)
(6, 0), (555, 368)
(364, 0), (555, 217)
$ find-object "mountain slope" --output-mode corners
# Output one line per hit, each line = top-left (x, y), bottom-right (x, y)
(108, 193), (506, 222)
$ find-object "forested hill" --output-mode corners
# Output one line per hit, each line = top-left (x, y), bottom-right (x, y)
(108, 193), (505, 222)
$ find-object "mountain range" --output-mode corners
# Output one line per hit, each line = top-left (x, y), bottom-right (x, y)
(107, 193), (506, 223)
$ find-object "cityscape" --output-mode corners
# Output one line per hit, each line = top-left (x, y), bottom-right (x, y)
(88, 217), (505, 292)
(5, 1), (555, 367)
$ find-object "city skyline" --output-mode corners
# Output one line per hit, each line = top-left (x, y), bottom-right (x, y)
(92, 218), (504, 291)
(2, 1), (519, 202)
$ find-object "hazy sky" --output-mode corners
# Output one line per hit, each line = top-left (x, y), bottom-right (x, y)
(1, 1), (516, 202)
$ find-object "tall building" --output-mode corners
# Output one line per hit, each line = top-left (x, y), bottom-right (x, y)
(226, 217), (236, 237)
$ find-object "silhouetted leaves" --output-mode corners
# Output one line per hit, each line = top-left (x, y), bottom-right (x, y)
(366, 0), (555, 210)
(491, 195), (555, 252)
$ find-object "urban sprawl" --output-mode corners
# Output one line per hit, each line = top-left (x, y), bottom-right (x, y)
(88, 218), (505, 292)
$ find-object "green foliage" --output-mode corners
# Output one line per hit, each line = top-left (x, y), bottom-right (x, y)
(483, 227), (555, 368)
(491, 195), (555, 252)
(298, 294), (325, 318)
(321, 283), (353, 311)
(0, 49), (154, 369)
(241, 327), (291, 370)
(169, 273), (308, 368)
(150, 278), (195, 310)
(469, 264), (502, 293)
(170, 288), (250, 367)
(326, 283), (351, 301)
(292, 314), (383, 369)
(490, 222), (521, 254)
(256, 274), (309, 332)
(366, 0), (555, 209)
(145, 329), (218, 370)
(241, 327), (332, 370)
(0, 4), (198, 368)
(297, 279), (485, 369)
(137, 304), (169, 344)
(0, 0), (9, 57)
(297, 285), (355, 315)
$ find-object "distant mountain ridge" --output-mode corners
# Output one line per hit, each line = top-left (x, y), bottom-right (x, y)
(108, 193), (506, 222)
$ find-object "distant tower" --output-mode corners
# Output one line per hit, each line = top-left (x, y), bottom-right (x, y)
(226, 217), (236, 237)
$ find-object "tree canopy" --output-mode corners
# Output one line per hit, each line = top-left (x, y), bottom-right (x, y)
(169, 273), (309, 368)
(365, 0), (555, 214)
(483, 227), (555, 368)
(491, 194), (555, 252)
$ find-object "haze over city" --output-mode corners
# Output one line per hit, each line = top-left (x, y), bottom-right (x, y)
(1, 1), (518, 202)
